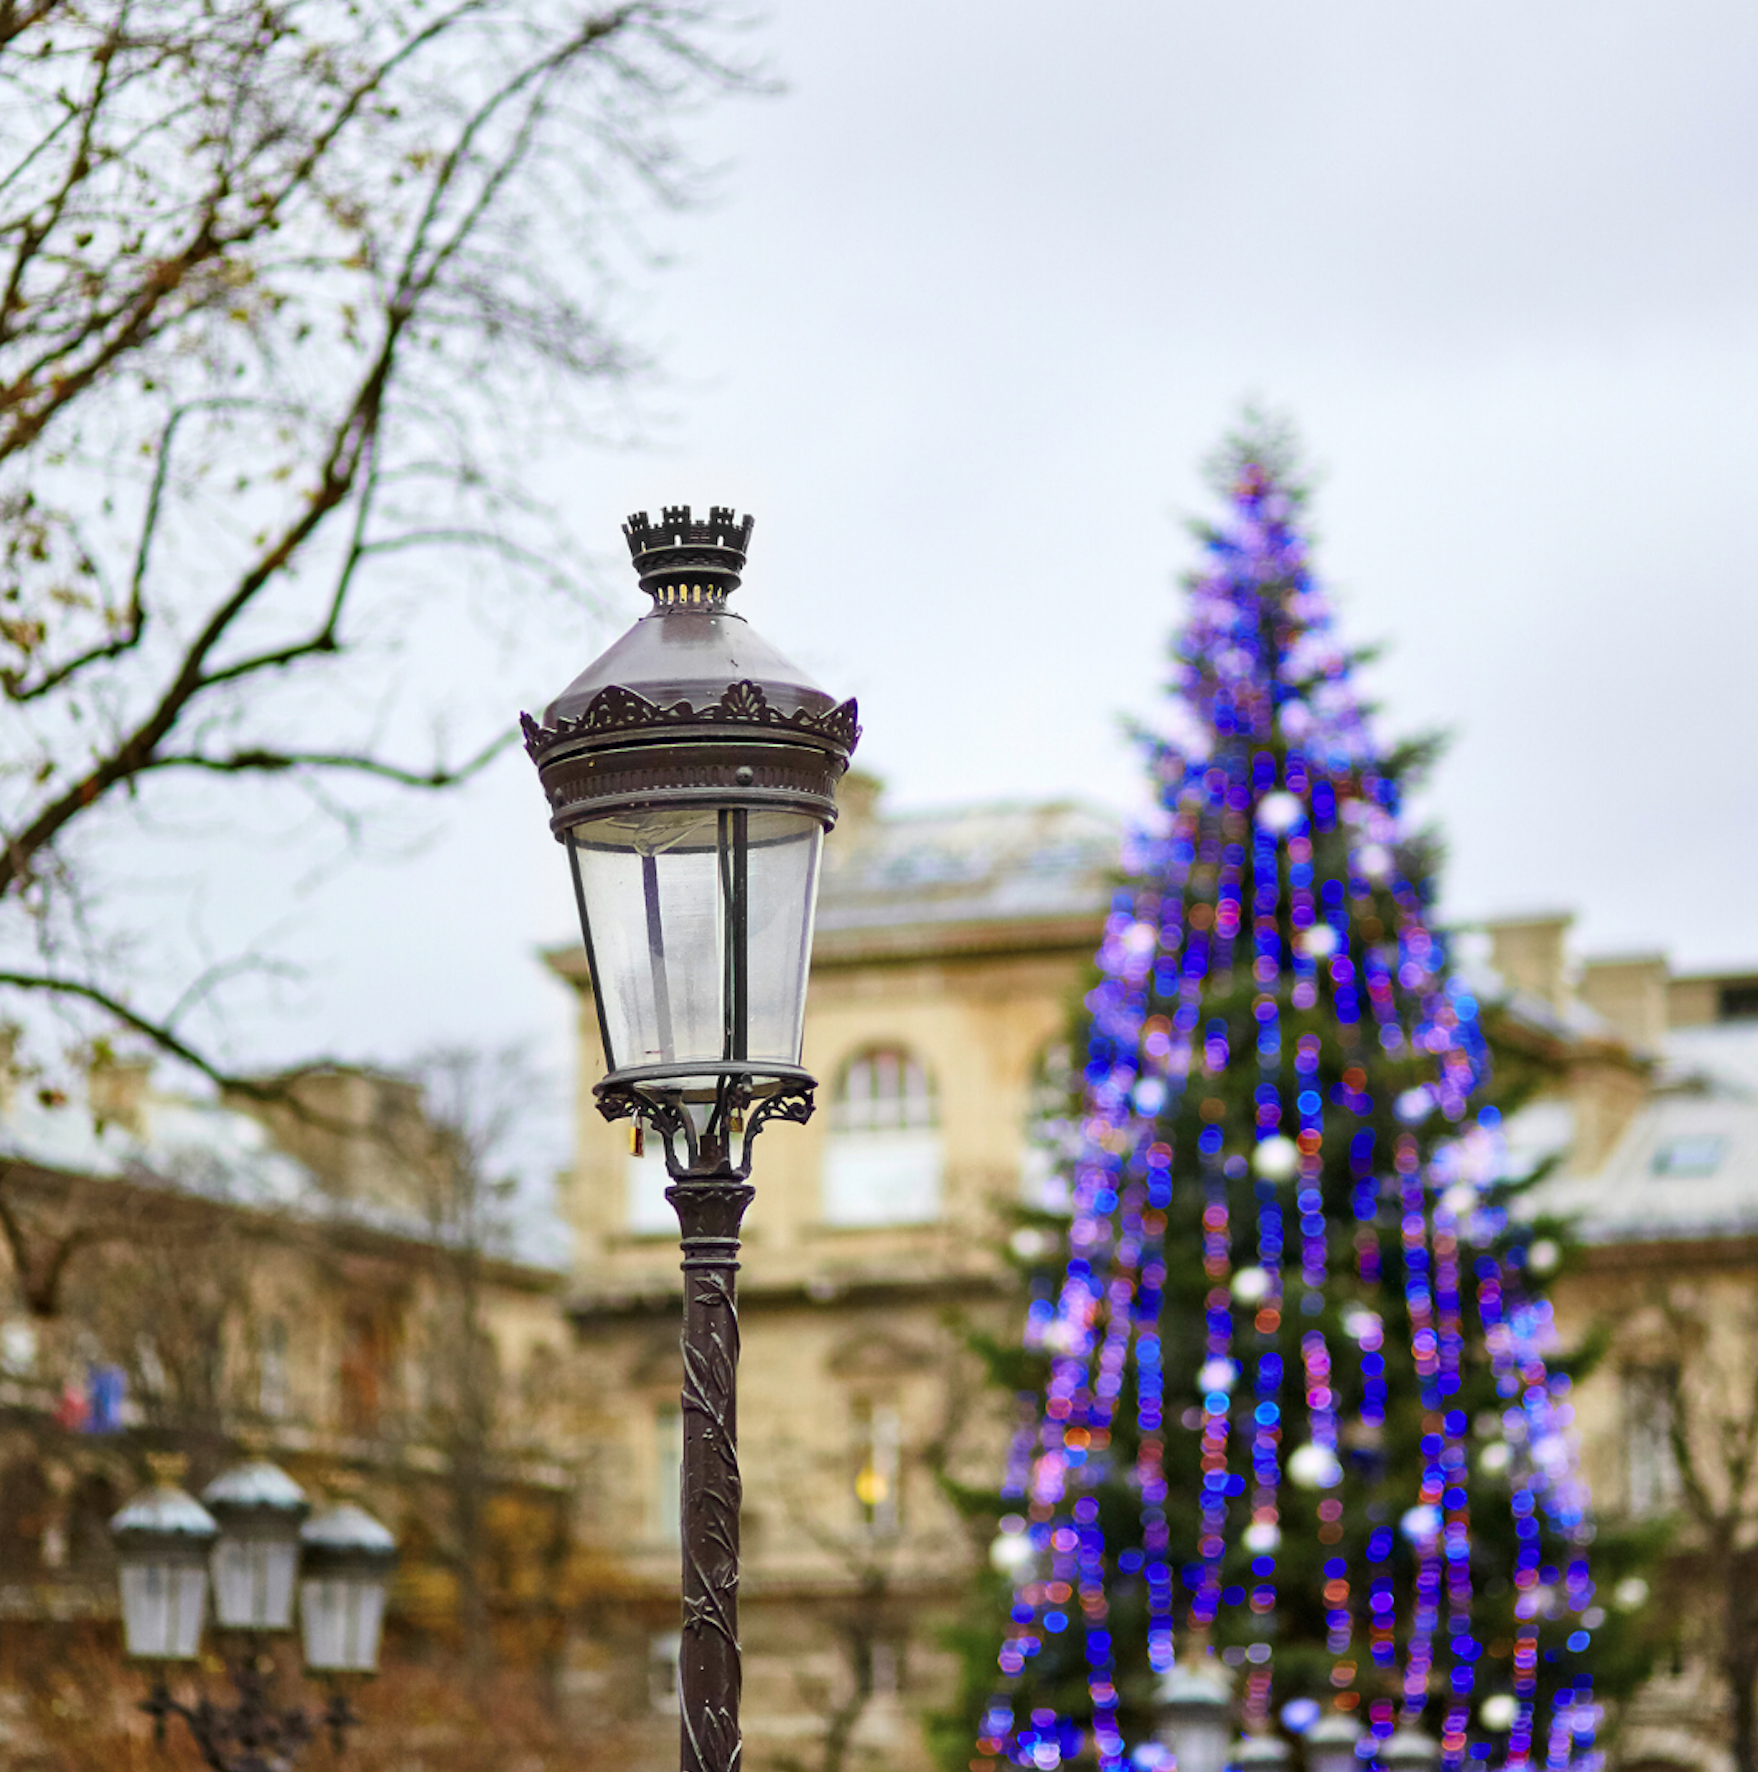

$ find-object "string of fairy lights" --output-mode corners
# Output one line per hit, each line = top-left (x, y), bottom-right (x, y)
(978, 462), (1606, 1772)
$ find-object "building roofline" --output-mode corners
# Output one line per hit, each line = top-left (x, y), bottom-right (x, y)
(0, 1152), (565, 1292)
(1574, 1230), (1758, 1272)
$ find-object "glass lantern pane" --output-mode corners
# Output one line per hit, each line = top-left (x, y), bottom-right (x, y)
(212, 1537), (298, 1631)
(571, 807), (723, 1073)
(569, 807), (821, 1078)
(744, 811), (821, 1064)
(301, 1576), (387, 1673)
(120, 1562), (208, 1660)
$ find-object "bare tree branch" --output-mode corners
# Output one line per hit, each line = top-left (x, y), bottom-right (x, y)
(142, 730), (515, 789)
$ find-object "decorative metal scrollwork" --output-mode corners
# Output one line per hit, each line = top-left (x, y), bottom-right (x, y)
(521, 679), (861, 762)
(140, 1666), (360, 1771)
(737, 1085), (815, 1169)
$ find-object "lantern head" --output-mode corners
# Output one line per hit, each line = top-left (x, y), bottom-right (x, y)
(110, 1477), (218, 1661)
(299, 1502), (397, 1674)
(522, 507), (858, 1177)
(202, 1459), (310, 1632)
(1154, 1660), (1235, 1772)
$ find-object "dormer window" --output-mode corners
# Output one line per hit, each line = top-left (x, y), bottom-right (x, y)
(1652, 1135), (1727, 1178)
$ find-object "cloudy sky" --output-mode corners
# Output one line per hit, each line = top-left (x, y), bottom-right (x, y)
(232, 0), (1757, 1103)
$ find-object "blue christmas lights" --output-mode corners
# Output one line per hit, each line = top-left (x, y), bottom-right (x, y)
(978, 453), (1607, 1772)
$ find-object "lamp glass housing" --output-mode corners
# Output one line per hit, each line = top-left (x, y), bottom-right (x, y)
(300, 1574), (387, 1673)
(568, 805), (821, 1082)
(202, 1458), (308, 1632)
(299, 1502), (396, 1674)
(1155, 1667), (1234, 1772)
(1168, 1711), (1234, 1772)
(1306, 1715), (1364, 1772)
(118, 1549), (209, 1660)
(212, 1535), (300, 1632)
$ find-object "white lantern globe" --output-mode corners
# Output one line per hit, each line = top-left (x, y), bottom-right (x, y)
(110, 1478), (218, 1661)
(1255, 791), (1304, 835)
(1306, 1710), (1363, 1772)
(299, 1503), (397, 1673)
(989, 1528), (1036, 1578)
(1152, 1660), (1234, 1772)
(202, 1459), (310, 1632)
(1231, 1266), (1272, 1306)
(1232, 1732), (1292, 1772)
(1479, 1695), (1519, 1732)
(1287, 1442), (1344, 1490)
(1300, 924), (1339, 960)
(1382, 1724), (1441, 1772)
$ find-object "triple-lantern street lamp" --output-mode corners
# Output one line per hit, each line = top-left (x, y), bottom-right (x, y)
(1151, 1662), (1441, 1772)
(522, 506), (858, 1772)
(109, 1455), (396, 1769)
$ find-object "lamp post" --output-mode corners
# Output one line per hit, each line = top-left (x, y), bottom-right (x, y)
(1306, 1710), (1365, 1772)
(109, 1456), (397, 1770)
(1153, 1660), (1234, 1772)
(1233, 1733), (1294, 1772)
(1380, 1724), (1441, 1772)
(522, 506), (857, 1772)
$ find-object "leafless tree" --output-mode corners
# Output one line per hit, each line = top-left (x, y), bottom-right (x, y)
(405, 1042), (556, 1678)
(1649, 1292), (1758, 1772)
(0, 0), (749, 1088)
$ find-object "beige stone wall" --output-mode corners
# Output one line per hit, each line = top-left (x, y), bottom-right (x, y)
(551, 926), (1097, 1770)
(563, 1283), (1017, 1771)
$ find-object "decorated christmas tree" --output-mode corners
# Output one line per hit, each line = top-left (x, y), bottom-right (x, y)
(935, 422), (1658, 1772)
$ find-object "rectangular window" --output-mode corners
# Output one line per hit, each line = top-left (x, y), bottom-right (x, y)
(1719, 982), (1758, 1021)
(823, 1132), (943, 1226)
(870, 1641), (900, 1697)
(1624, 1365), (1682, 1517)
(1651, 1135), (1727, 1178)
(650, 1631), (682, 1712)
(853, 1400), (901, 1537)
(340, 1308), (393, 1436)
(654, 1406), (683, 1545)
(259, 1318), (289, 1419)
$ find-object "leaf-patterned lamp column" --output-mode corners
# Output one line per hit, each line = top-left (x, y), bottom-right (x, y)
(670, 1174), (754, 1772)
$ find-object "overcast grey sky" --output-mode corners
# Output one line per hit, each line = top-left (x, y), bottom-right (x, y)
(230, 0), (1758, 1089)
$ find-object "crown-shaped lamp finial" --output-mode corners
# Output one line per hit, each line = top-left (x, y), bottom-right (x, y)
(623, 504), (753, 611)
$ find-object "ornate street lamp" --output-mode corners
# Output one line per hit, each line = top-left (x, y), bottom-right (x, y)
(522, 506), (857, 1772)
(204, 1458), (310, 1631)
(1306, 1710), (1365, 1772)
(1380, 1724), (1442, 1772)
(111, 1462), (216, 1663)
(1153, 1661), (1235, 1772)
(1233, 1732), (1294, 1772)
(109, 1457), (397, 1770)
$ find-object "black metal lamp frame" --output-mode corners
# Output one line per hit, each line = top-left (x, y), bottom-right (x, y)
(523, 507), (858, 1772)
(140, 1653), (361, 1772)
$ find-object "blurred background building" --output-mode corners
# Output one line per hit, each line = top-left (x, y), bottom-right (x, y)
(1, 785), (1755, 1771)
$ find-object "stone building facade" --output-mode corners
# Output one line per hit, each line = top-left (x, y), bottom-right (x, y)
(551, 801), (1758, 1772)
(0, 1061), (580, 1706)
(4, 789), (1753, 1772)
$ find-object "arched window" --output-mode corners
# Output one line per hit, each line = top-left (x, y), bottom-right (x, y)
(1020, 1040), (1076, 1210)
(822, 1047), (943, 1226)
